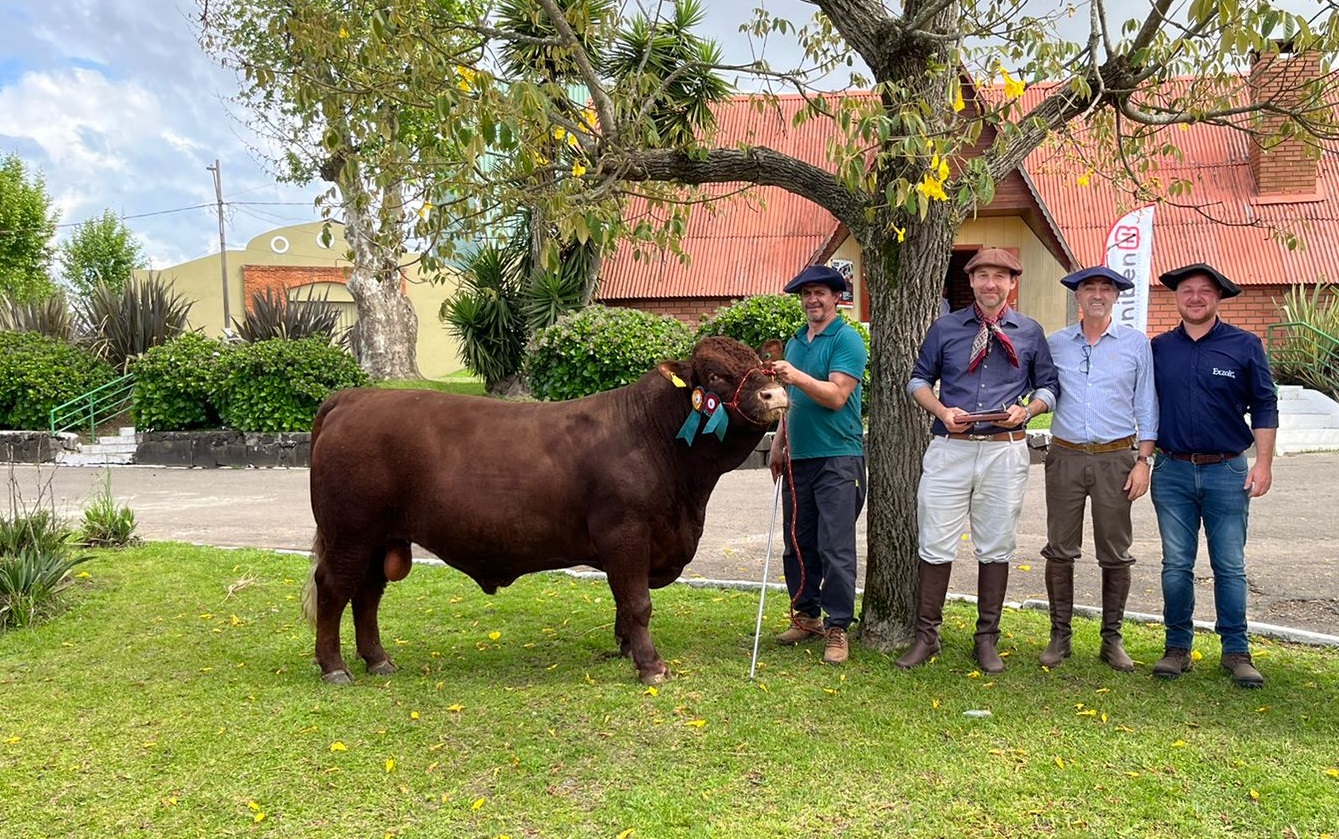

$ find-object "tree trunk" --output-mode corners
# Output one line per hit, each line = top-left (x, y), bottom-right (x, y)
(859, 205), (959, 650)
(346, 264), (422, 380)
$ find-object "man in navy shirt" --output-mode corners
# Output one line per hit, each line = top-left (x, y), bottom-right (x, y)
(1150, 263), (1278, 688)
(897, 248), (1057, 673)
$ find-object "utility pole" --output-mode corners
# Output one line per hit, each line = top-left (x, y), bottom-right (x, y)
(206, 159), (232, 331)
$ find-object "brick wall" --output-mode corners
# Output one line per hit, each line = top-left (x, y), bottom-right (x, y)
(606, 297), (738, 328)
(242, 265), (352, 310)
(1247, 48), (1322, 196)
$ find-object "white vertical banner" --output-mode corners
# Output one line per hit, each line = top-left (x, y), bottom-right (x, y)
(1104, 205), (1156, 333)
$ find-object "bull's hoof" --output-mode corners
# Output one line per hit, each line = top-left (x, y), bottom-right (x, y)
(638, 668), (669, 686)
(367, 659), (398, 676)
(322, 669), (353, 685)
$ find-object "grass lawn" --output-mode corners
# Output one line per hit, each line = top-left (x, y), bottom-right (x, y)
(2, 544), (1338, 838)
(376, 375), (487, 397)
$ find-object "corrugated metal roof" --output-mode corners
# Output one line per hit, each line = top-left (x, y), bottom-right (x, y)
(1020, 77), (1339, 286)
(601, 94), (861, 300)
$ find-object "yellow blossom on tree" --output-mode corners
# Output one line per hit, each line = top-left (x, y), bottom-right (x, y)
(916, 173), (948, 202)
(338, 27), (349, 39)
(1000, 66), (1026, 99)
(572, 161), (587, 178)
(953, 86), (965, 112)
(1077, 171), (1092, 187)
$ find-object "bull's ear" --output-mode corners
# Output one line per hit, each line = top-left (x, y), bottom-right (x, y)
(757, 339), (785, 363)
(658, 360), (692, 389)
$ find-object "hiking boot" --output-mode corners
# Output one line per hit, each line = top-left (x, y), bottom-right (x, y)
(1039, 560), (1073, 668)
(776, 613), (823, 645)
(1220, 652), (1264, 688)
(1152, 647), (1192, 679)
(822, 626), (849, 665)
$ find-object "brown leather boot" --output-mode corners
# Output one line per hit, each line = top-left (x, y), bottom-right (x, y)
(895, 561), (953, 669)
(822, 626), (849, 665)
(1039, 560), (1073, 668)
(1220, 652), (1264, 688)
(1152, 647), (1192, 679)
(1099, 566), (1135, 672)
(775, 613), (823, 645)
(973, 562), (1009, 674)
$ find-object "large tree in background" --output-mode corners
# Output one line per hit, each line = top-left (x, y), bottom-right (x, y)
(205, 0), (1339, 646)
(57, 209), (148, 297)
(198, 0), (490, 379)
(0, 153), (59, 303)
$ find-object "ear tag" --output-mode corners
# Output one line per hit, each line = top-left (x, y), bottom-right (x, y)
(670, 373), (687, 388)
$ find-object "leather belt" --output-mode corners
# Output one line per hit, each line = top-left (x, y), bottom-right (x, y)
(1162, 451), (1241, 465)
(940, 431), (1027, 443)
(1051, 435), (1135, 454)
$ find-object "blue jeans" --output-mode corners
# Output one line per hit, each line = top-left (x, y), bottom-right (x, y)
(1149, 454), (1252, 654)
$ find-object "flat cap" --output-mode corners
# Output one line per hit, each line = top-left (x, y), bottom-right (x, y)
(1158, 263), (1242, 299)
(964, 248), (1023, 276)
(783, 264), (848, 294)
(1060, 265), (1134, 292)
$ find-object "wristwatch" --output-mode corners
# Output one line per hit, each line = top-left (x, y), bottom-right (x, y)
(1136, 454), (1156, 466)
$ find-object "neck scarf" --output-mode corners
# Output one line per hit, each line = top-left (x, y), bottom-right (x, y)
(968, 303), (1020, 373)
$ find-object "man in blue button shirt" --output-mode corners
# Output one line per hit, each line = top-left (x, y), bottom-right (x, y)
(1040, 266), (1158, 673)
(769, 265), (868, 665)
(896, 248), (1057, 673)
(1149, 263), (1278, 688)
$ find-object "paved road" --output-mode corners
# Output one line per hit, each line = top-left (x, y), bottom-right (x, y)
(8, 453), (1338, 636)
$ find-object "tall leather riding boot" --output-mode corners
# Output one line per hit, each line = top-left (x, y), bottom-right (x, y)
(1099, 565), (1135, 672)
(1039, 560), (1074, 668)
(895, 561), (954, 670)
(973, 562), (1010, 674)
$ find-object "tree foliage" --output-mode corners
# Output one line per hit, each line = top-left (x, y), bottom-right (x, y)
(0, 153), (58, 303)
(57, 210), (147, 298)
(205, 0), (1339, 645)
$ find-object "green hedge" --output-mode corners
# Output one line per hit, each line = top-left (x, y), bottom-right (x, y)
(0, 332), (116, 431)
(527, 305), (695, 401)
(130, 332), (225, 431)
(212, 338), (369, 432)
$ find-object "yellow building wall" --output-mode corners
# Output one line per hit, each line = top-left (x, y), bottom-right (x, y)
(957, 216), (1070, 333)
(145, 222), (465, 379)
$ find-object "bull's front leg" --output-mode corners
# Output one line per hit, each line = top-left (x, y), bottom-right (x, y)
(602, 554), (669, 685)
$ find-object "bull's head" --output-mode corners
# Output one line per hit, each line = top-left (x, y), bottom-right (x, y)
(658, 337), (789, 433)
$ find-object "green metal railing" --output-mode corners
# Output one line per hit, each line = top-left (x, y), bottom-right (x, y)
(48, 373), (135, 439)
(1265, 320), (1339, 397)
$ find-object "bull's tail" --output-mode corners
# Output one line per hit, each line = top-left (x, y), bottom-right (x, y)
(301, 528), (326, 629)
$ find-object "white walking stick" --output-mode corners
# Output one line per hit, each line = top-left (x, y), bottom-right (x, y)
(749, 476), (785, 680)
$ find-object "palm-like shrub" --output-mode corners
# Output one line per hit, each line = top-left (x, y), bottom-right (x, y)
(0, 498), (87, 632)
(76, 273), (193, 372)
(232, 287), (345, 344)
(1272, 283), (1339, 400)
(0, 293), (76, 341)
(441, 242), (529, 390)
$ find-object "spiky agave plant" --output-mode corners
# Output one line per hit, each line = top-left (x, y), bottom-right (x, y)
(440, 242), (529, 391)
(76, 273), (193, 372)
(0, 293), (76, 341)
(232, 287), (344, 344)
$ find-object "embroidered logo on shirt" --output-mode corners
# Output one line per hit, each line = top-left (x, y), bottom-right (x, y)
(1212, 367), (1237, 379)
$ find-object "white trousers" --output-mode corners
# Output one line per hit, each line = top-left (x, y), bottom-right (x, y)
(917, 436), (1032, 565)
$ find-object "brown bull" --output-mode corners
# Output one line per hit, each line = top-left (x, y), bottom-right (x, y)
(303, 336), (787, 685)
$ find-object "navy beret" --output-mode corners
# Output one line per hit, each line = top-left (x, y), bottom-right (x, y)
(1060, 265), (1134, 291)
(1158, 263), (1242, 299)
(783, 264), (848, 294)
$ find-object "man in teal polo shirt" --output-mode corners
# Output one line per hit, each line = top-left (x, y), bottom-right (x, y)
(768, 264), (868, 665)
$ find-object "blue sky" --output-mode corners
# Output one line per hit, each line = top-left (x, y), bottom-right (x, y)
(0, 0), (824, 270)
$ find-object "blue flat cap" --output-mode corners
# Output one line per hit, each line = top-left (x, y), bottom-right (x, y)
(1060, 265), (1135, 292)
(783, 264), (848, 294)
(1159, 263), (1242, 299)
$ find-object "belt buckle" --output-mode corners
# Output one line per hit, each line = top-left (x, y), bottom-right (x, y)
(968, 433), (992, 442)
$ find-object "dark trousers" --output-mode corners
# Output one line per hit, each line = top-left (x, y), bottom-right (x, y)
(781, 456), (866, 629)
